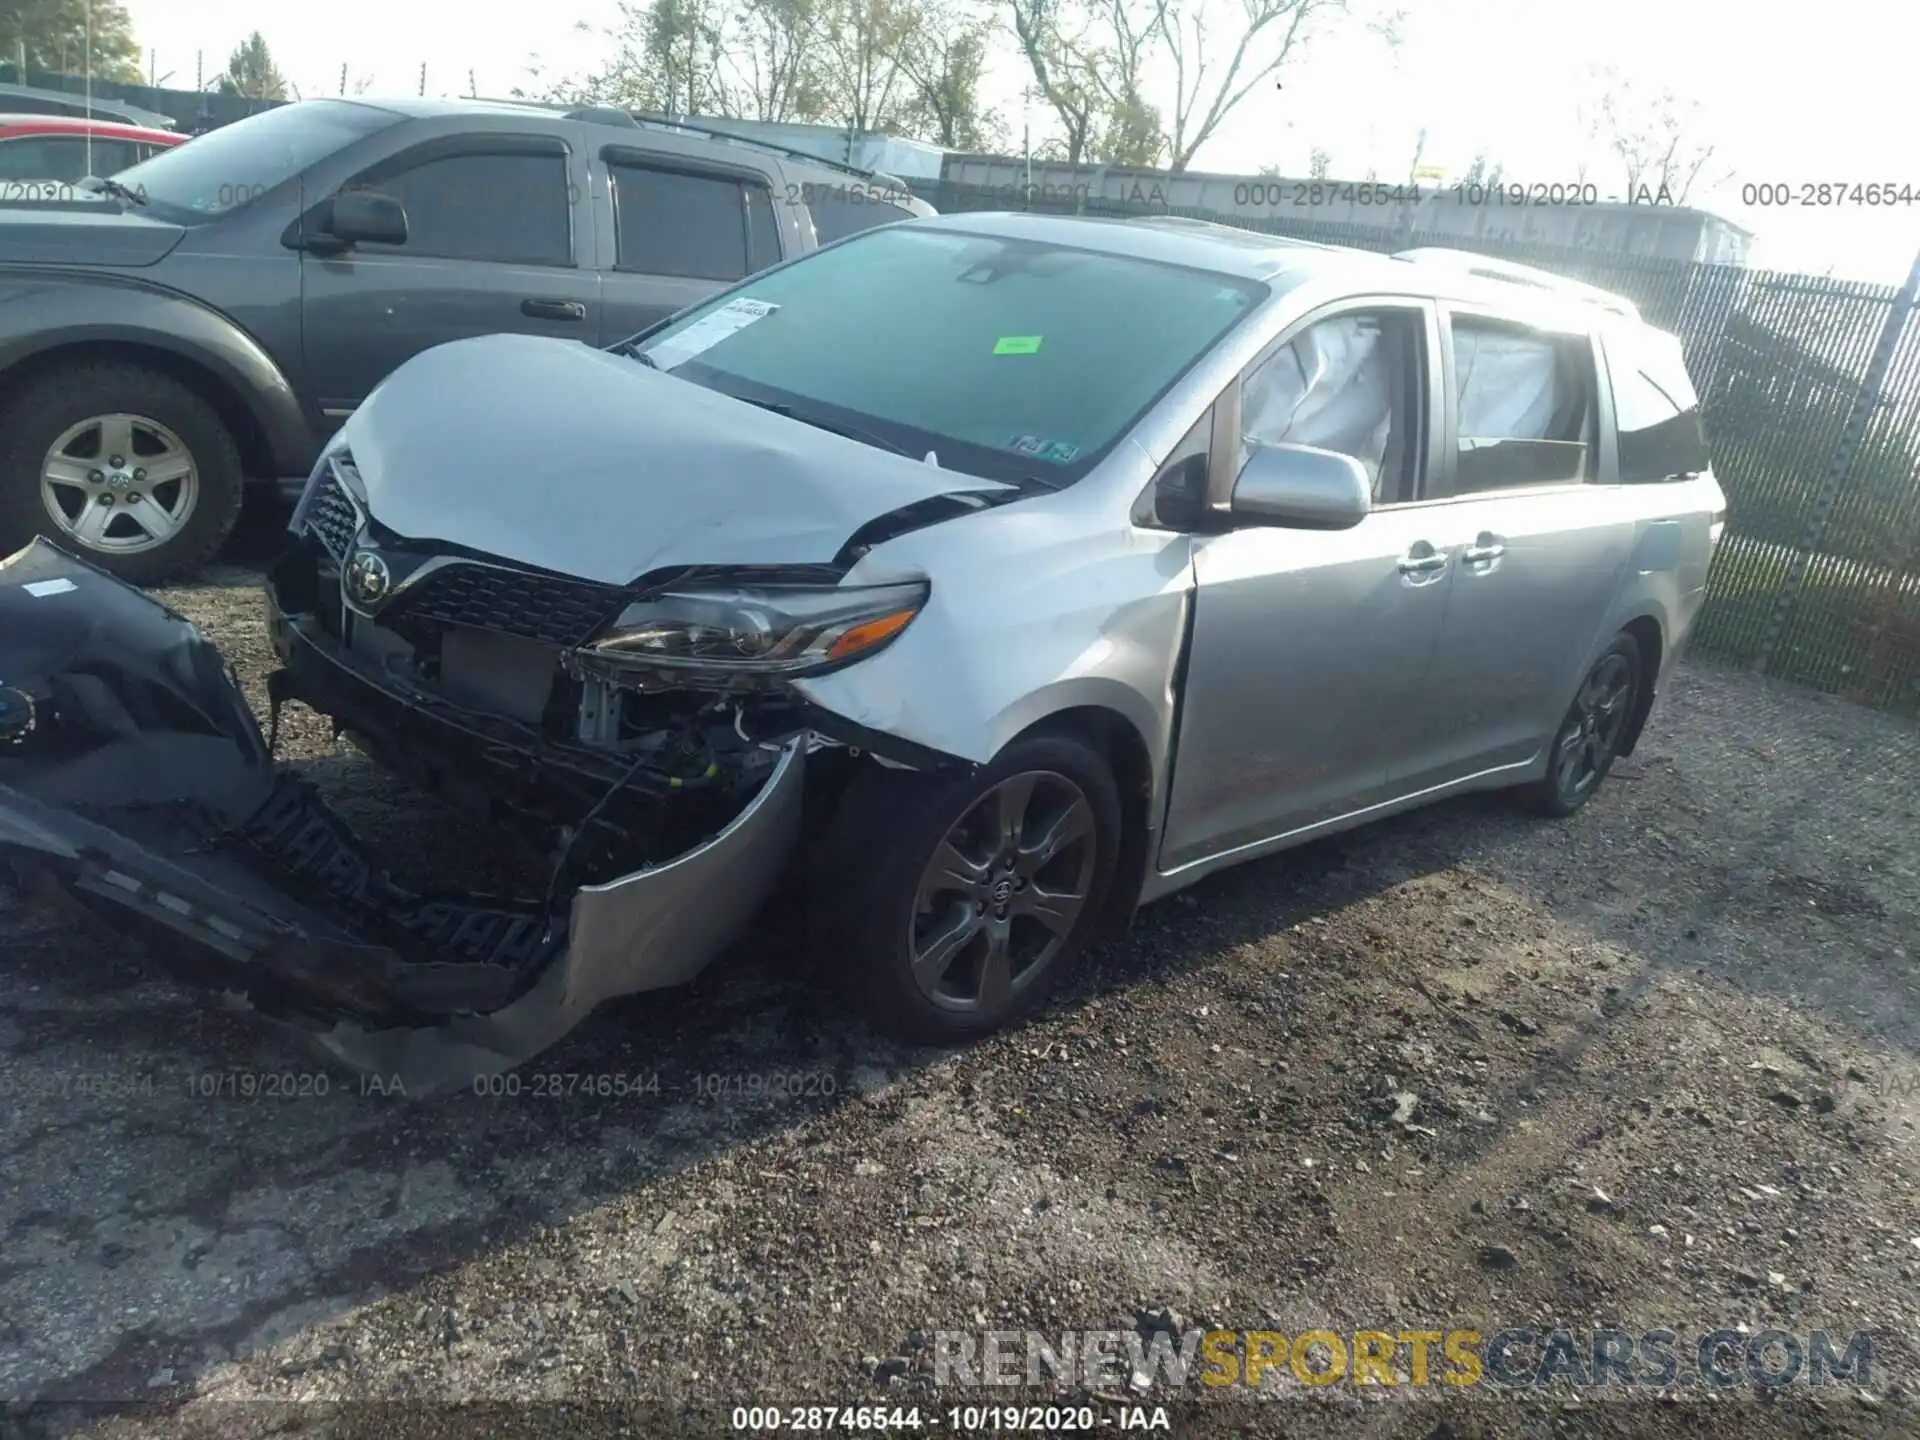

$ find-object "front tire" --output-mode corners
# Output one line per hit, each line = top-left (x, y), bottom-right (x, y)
(1520, 632), (1643, 818)
(0, 362), (246, 585)
(812, 733), (1123, 1044)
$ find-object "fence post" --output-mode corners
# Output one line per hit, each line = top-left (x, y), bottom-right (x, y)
(1754, 247), (1920, 675)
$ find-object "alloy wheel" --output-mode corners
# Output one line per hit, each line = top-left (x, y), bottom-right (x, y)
(1552, 651), (1635, 802)
(909, 770), (1098, 1013)
(39, 412), (200, 556)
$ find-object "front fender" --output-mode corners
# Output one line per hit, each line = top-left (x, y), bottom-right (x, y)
(0, 269), (311, 475)
(792, 489), (1192, 820)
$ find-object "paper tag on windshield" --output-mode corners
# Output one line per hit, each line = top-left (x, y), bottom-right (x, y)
(647, 298), (779, 372)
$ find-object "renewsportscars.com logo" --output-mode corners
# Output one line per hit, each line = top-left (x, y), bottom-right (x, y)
(934, 1327), (1875, 1392)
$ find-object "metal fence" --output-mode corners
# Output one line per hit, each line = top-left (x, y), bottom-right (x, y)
(928, 180), (1920, 716)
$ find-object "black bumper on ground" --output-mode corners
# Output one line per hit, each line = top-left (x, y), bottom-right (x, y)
(0, 539), (807, 1094)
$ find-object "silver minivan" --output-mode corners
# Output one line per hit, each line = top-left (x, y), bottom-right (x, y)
(0, 212), (1725, 1089)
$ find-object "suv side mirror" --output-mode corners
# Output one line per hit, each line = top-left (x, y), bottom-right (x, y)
(324, 189), (408, 247)
(1230, 442), (1372, 530)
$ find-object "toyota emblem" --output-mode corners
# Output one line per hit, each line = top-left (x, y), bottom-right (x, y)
(344, 549), (392, 605)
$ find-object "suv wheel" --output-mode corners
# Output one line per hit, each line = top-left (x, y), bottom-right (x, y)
(812, 734), (1122, 1044)
(0, 363), (245, 584)
(1520, 632), (1643, 818)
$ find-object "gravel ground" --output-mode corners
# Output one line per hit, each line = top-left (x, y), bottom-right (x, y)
(4, 534), (1919, 1438)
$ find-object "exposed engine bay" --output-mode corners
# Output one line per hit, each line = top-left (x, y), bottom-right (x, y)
(0, 537), (823, 1094)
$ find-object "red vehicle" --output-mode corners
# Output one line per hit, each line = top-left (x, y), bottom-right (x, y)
(0, 114), (183, 198)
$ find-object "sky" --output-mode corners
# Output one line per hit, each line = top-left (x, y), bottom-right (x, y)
(119, 0), (1920, 283)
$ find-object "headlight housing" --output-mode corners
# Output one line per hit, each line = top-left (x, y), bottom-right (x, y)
(571, 580), (929, 691)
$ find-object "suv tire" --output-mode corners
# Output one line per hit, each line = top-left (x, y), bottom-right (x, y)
(811, 734), (1122, 1044)
(0, 362), (246, 585)
(1519, 631), (1644, 818)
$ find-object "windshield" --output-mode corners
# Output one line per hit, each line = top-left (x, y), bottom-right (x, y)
(107, 101), (402, 222)
(635, 226), (1266, 484)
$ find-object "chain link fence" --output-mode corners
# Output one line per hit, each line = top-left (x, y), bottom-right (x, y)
(928, 180), (1920, 717)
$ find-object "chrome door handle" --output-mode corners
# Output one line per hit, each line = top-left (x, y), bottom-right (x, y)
(1397, 549), (1448, 575)
(1464, 542), (1507, 563)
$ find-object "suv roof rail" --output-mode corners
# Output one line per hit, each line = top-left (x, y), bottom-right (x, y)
(625, 112), (911, 191)
(475, 95), (911, 191)
(562, 105), (641, 129)
(1391, 247), (1640, 319)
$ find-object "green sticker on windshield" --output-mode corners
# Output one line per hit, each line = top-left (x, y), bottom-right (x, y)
(993, 335), (1043, 355)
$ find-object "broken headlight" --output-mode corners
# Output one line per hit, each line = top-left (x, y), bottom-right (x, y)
(572, 580), (928, 690)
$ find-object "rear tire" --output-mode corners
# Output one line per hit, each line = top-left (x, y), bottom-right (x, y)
(0, 362), (246, 585)
(810, 733), (1123, 1044)
(1519, 632), (1643, 818)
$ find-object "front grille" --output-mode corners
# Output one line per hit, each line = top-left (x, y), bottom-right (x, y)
(386, 562), (627, 648)
(305, 460), (362, 560)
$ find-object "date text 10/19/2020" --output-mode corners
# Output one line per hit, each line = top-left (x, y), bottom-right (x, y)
(1228, 180), (1678, 209)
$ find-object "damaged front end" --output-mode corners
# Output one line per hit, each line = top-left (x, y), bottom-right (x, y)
(0, 538), (809, 1094)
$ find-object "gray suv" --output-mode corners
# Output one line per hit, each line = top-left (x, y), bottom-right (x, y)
(0, 97), (932, 582)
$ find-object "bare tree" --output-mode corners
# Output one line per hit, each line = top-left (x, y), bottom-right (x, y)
(1005, 0), (1106, 163)
(559, 0), (735, 116)
(1403, 124), (1426, 187)
(1307, 145), (1332, 179)
(714, 0), (831, 122)
(1152, 0), (1400, 171)
(1588, 68), (1727, 203)
(816, 0), (929, 132)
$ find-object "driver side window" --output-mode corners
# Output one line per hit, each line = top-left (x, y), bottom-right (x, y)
(1240, 308), (1425, 505)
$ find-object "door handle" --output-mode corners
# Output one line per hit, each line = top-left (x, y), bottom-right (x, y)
(522, 298), (587, 321)
(1464, 532), (1507, 565)
(1397, 545), (1449, 575)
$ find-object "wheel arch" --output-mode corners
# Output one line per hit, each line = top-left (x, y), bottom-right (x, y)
(0, 338), (281, 483)
(1003, 702), (1157, 940)
(0, 285), (311, 480)
(1616, 612), (1665, 758)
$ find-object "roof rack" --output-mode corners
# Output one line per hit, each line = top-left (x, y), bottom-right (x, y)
(562, 105), (641, 129)
(1392, 247), (1639, 319)
(476, 96), (907, 190)
(624, 113), (909, 190)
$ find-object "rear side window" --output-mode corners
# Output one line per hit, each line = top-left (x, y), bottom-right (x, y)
(1608, 327), (1710, 481)
(808, 188), (916, 244)
(1442, 315), (1596, 496)
(610, 161), (781, 280)
(355, 150), (572, 266)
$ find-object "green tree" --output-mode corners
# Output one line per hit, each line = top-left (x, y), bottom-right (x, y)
(215, 31), (289, 101)
(0, 0), (143, 83)
(897, 7), (1002, 149)
(558, 0), (732, 116)
(1462, 150), (1503, 188)
(716, 0), (832, 122)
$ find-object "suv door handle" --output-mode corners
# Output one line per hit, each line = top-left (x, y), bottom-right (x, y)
(1464, 533), (1507, 565)
(1397, 545), (1448, 575)
(522, 298), (587, 321)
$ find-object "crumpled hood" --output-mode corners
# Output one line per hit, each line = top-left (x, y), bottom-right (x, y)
(342, 333), (1011, 584)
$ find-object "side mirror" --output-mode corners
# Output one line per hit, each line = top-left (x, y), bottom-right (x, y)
(1229, 442), (1372, 530)
(324, 189), (408, 247)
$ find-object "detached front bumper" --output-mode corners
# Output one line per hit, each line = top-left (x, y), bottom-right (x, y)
(0, 540), (806, 1094)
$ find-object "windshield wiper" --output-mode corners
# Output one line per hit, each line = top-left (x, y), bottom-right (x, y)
(76, 176), (147, 207)
(606, 339), (657, 367)
(736, 397), (911, 458)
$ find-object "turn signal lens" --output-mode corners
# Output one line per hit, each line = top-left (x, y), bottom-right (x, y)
(826, 607), (918, 661)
